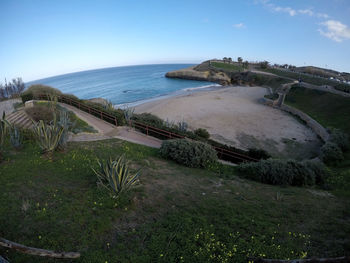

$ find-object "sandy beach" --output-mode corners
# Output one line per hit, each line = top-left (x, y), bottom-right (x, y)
(135, 86), (321, 158)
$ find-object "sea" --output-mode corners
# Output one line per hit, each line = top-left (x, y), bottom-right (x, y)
(26, 64), (219, 107)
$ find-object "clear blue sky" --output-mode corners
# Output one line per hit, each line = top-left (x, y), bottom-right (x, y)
(1, 0), (349, 82)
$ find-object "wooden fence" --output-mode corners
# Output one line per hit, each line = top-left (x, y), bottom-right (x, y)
(37, 94), (258, 163)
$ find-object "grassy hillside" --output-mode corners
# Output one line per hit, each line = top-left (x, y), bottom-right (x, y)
(211, 62), (243, 72)
(262, 68), (348, 88)
(0, 138), (349, 262)
(285, 86), (350, 135)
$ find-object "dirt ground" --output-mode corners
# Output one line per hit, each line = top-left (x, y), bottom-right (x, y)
(135, 86), (321, 158)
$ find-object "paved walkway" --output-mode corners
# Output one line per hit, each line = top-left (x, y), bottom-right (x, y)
(59, 103), (162, 148)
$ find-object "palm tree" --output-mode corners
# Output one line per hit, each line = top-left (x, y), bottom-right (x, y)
(237, 57), (243, 66)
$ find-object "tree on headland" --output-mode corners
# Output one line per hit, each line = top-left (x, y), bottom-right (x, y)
(259, 61), (269, 69)
(243, 61), (249, 69)
(223, 57), (228, 63)
(228, 57), (232, 64)
(237, 57), (243, 66)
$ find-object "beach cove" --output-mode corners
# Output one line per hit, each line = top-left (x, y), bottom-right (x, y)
(135, 85), (321, 158)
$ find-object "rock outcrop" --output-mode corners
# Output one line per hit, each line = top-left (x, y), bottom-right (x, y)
(165, 66), (231, 86)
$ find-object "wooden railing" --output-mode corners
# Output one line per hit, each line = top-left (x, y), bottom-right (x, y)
(38, 94), (118, 126)
(131, 120), (258, 163)
(37, 94), (258, 163)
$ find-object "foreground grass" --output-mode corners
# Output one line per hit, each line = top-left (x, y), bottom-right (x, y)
(285, 86), (350, 135)
(0, 139), (349, 262)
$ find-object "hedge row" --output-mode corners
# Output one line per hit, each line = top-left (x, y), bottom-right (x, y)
(238, 159), (328, 186)
(131, 113), (270, 162)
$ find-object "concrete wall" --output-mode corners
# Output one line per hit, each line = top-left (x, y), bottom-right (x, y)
(299, 82), (350, 97)
(260, 97), (329, 142)
(280, 104), (329, 142)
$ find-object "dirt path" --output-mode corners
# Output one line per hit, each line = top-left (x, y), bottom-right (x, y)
(59, 103), (161, 148)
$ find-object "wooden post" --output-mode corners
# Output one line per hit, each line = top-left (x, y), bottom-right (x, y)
(0, 237), (80, 259)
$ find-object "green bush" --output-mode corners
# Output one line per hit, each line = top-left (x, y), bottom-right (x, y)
(328, 128), (349, 152)
(302, 160), (329, 186)
(238, 159), (327, 186)
(21, 84), (62, 103)
(247, 148), (271, 160)
(132, 113), (164, 127)
(84, 100), (126, 126)
(194, 128), (210, 139)
(160, 139), (218, 168)
(320, 142), (344, 165)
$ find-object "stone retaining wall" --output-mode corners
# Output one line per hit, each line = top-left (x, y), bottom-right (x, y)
(280, 104), (329, 142)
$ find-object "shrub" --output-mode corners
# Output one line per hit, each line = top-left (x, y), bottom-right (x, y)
(21, 84), (62, 103)
(132, 113), (163, 127)
(25, 104), (55, 124)
(320, 142), (344, 165)
(247, 148), (271, 160)
(238, 159), (326, 186)
(328, 128), (349, 152)
(160, 139), (218, 168)
(92, 155), (140, 198)
(302, 160), (329, 185)
(84, 100), (126, 126)
(194, 128), (210, 139)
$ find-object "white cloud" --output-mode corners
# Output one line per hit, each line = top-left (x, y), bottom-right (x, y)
(318, 20), (350, 42)
(316, 13), (329, 19)
(298, 9), (314, 16)
(256, 0), (330, 19)
(273, 6), (296, 16)
(233, 23), (245, 29)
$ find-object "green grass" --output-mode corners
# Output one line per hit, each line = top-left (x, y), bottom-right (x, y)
(285, 86), (350, 135)
(0, 137), (349, 262)
(212, 62), (244, 72)
(261, 68), (345, 87)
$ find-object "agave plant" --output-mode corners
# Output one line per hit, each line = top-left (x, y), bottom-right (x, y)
(178, 119), (188, 132)
(123, 106), (135, 125)
(92, 155), (140, 198)
(104, 100), (115, 111)
(32, 115), (64, 153)
(9, 124), (23, 149)
(57, 110), (74, 149)
(0, 112), (9, 146)
(47, 93), (58, 110)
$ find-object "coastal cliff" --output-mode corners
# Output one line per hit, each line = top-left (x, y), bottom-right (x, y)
(165, 64), (231, 85)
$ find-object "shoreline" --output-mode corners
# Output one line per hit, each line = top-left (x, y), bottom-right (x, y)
(114, 84), (223, 109)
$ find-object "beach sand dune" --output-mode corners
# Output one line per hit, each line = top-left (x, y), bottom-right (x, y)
(135, 86), (321, 158)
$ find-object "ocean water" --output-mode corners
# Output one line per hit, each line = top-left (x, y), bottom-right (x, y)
(27, 64), (218, 106)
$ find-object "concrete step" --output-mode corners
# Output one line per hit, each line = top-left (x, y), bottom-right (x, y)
(8, 112), (25, 123)
(7, 111), (22, 122)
